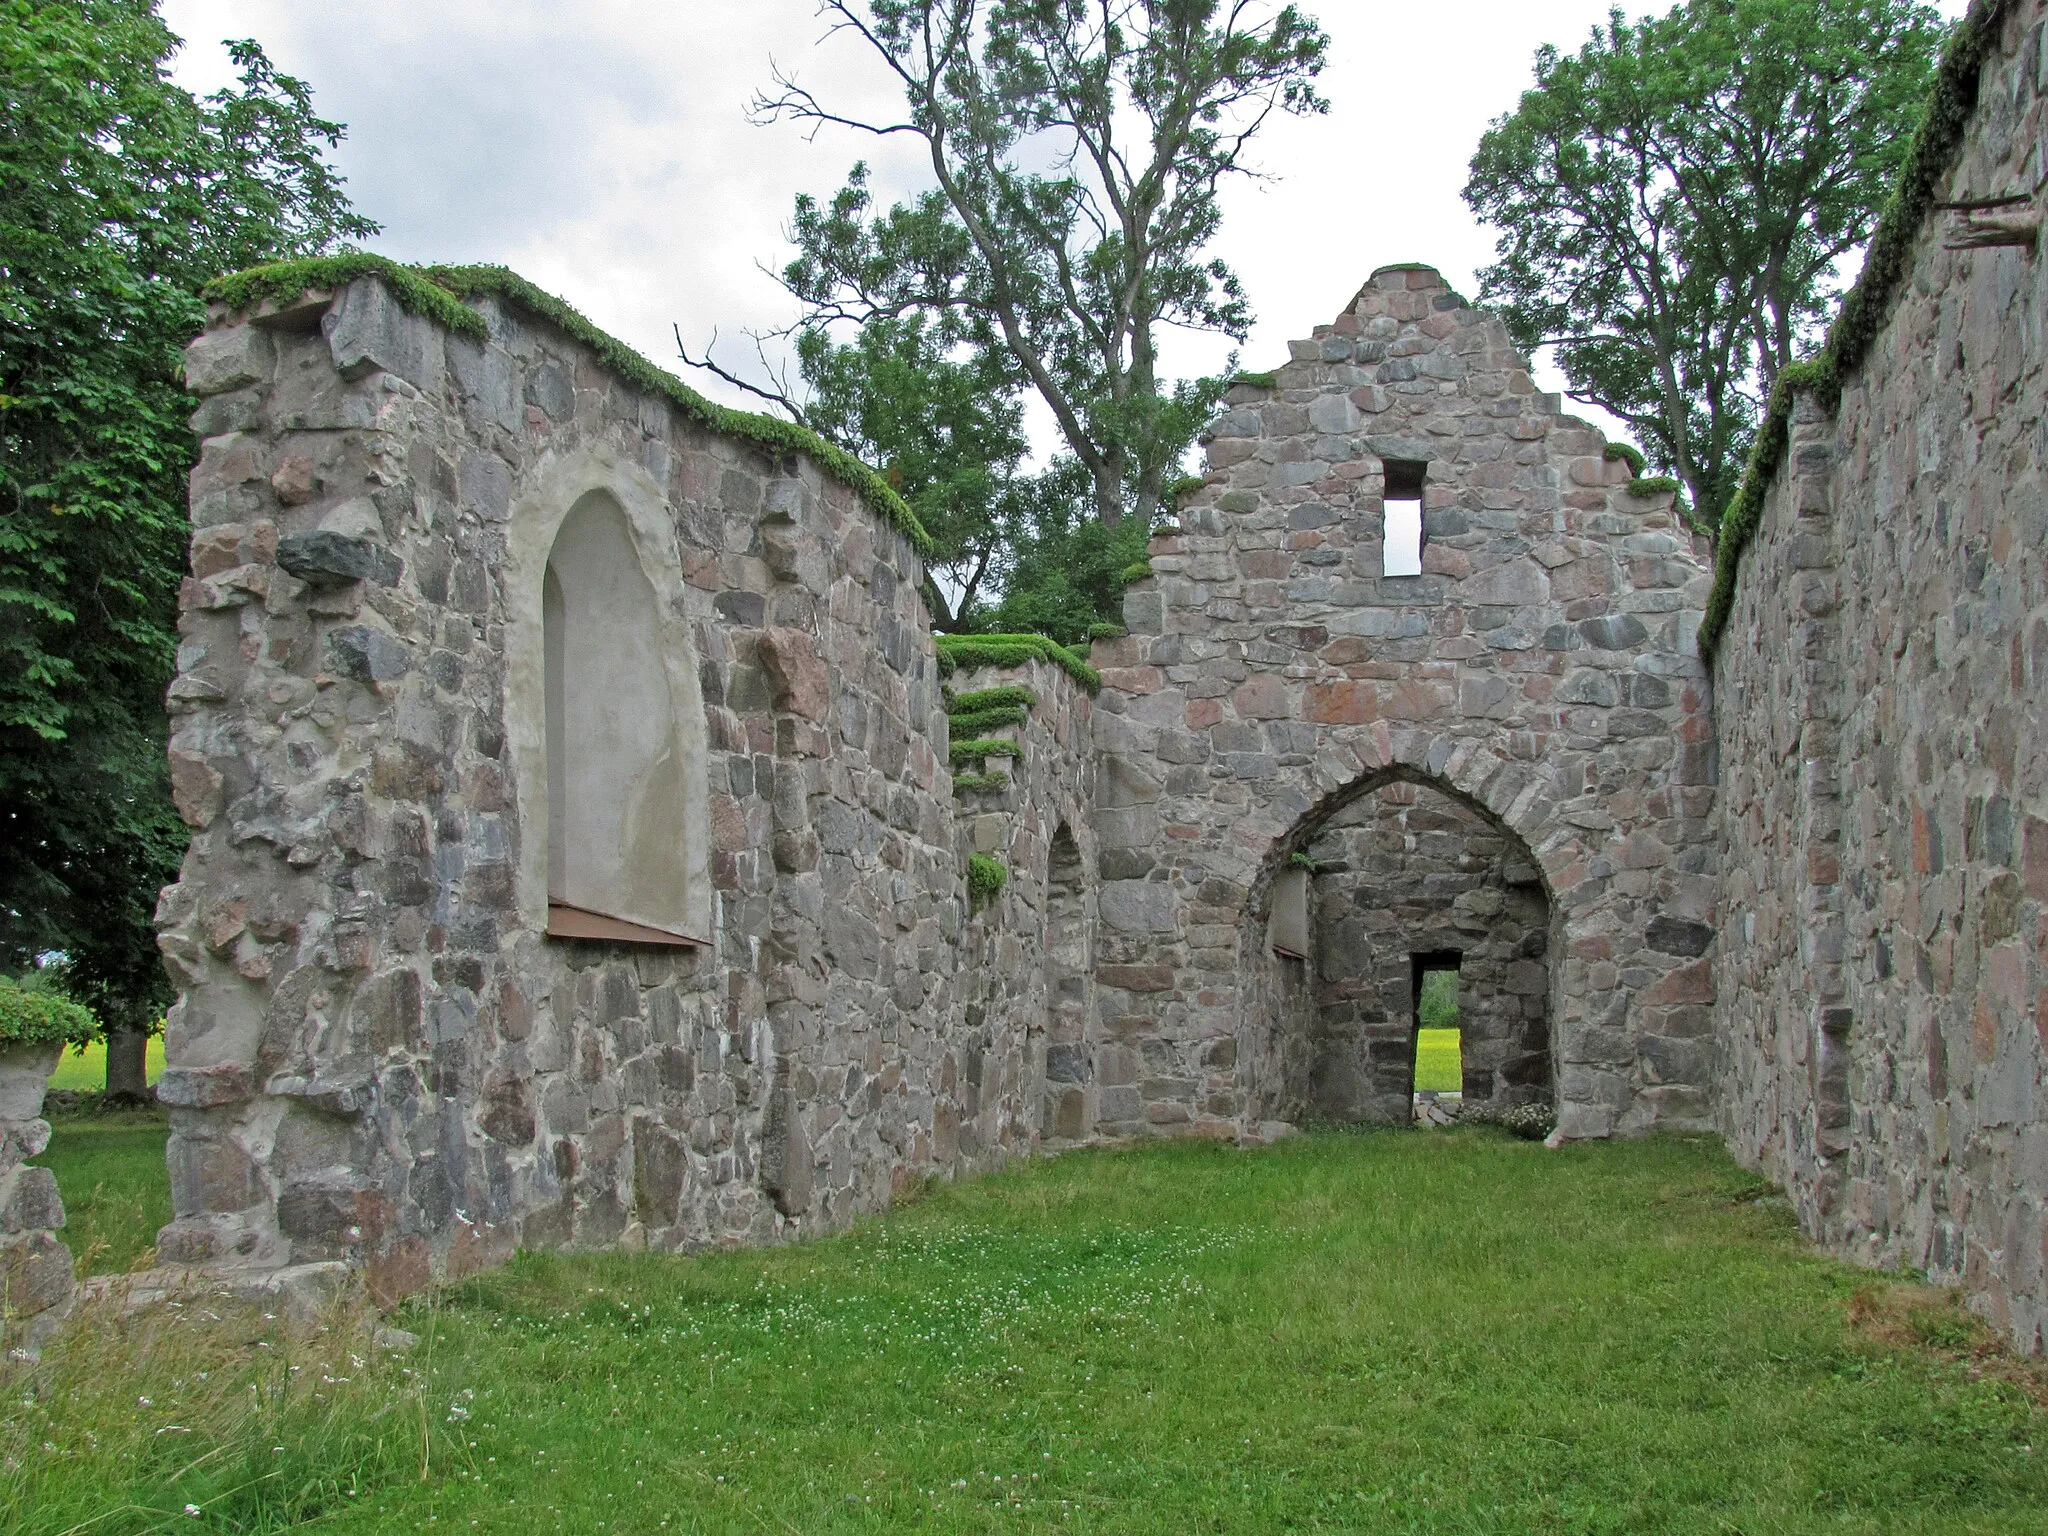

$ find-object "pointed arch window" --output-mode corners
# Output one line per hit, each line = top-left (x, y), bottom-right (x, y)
(542, 491), (704, 945)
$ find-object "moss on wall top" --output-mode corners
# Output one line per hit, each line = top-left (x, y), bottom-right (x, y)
(202, 255), (934, 558)
(935, 634), (1101, 693)
(1700, 0), (2012, 659)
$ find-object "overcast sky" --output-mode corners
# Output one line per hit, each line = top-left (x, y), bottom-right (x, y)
(159, 0), (1965, 459)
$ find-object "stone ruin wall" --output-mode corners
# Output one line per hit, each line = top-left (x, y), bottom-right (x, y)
(153, 275), (1092, 1297)
(129, 4), (2048, 1356)
(1307, 782), (1552, 1124)
(1090, 265), (1720, 1144)
(1714, 0), (2048, 1352)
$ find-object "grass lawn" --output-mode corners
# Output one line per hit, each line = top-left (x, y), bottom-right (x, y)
(6, 1131), (2044, 1534)
(1414, 1027), (1461, 1093)
(31, 1105), (172, 1274)
(46, 1034), (166, 1093)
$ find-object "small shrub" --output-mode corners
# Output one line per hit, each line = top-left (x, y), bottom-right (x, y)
(1495, 1102), (1557, 1141)
(966, 853), (1008, 905)
(0, 974), (100, 1050)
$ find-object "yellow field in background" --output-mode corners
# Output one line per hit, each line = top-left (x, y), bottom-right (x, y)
(1414, 1027), (1462, 1093)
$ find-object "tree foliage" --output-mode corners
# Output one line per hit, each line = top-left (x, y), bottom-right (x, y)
(1464, 0), (1944, 525)
(753, 0), (1329, 527)
(795, 316), (1028, 627)
(0, 0), (374, 1033)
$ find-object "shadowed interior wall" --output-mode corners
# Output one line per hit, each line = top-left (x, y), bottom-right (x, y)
(1309, 781), (1550, 1123)
(1040, 826), (1094, 1141)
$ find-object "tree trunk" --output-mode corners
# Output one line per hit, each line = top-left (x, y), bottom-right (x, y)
(104, 1026), (150, 1105)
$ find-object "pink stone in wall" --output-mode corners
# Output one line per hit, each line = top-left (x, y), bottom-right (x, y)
(168, 748), (224, 829)
(1304, 680), (1374, 724)
(759, 627), (830, 720)
(1232, 675), (1289, 719)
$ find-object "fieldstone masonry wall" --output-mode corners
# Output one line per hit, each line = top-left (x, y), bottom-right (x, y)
(0, 1045), (72, 1342)
(157, 277), (1090, 1296)
(151, 9), (2048, 1351)
(1714, 0), (2048, 1352)
(1091, 264), (1719, 1142)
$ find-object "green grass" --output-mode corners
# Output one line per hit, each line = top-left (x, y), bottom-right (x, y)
(30, 1105), (171, 1274)
(7, 1132), (2044, 1534)
(1417, 969), (1459, 1030)
(46, 1033), (166, 1092)
(1414, 1028), (1462, 1094)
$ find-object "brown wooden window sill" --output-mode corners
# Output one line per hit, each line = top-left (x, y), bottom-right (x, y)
(546, 902), (707, 947)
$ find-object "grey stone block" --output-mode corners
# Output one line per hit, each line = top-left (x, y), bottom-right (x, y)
(326, 626), (413, 682)
(278, 532), (404, 589)
(323, 277), (440, 387)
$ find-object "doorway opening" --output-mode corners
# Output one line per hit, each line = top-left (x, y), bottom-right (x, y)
(1411, 951), (1462, 1124)
(1292, 776), (1554, 1128)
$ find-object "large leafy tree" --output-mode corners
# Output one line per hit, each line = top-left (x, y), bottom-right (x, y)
(752, 0), (1329, 527)
(0, 0), (374, 1095)
(1464, 0), (1944, 525)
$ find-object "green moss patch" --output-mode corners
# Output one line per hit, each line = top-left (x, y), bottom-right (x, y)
(966, 853), (1009, 904)
(1603, 441), (1647, 476)
(1624, 475), (1684, 497)
(951, 771), (1013, 795)
(946, 705), (1030, 737)
(201, 255), (932, 557)
(936, 634), (1100, 693)
(948, 738), (1024, 768)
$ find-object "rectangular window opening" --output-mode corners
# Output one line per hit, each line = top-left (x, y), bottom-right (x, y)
(1381, 458), (1427, 578)
(1411, 951), (1462, 1118)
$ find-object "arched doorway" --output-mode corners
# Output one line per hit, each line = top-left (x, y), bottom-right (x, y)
(1306, 780), (1552, 1125)
(1235, 767), (1561, 1131)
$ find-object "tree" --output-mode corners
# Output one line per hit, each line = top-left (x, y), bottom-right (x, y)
(1464, 0), (1944, 526)
(752, 0), (1329, 527)
(973, 456), (1151, 642)
(0, 1), (375, 1097)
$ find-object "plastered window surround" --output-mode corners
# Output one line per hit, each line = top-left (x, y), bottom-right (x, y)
(502, 451), (713, 948)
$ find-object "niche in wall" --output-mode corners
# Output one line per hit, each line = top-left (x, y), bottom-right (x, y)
(1270, 866), (1311, 960)
(542, 491), (703, 944)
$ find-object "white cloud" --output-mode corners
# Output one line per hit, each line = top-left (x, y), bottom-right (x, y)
(163, 0), (1968, 459)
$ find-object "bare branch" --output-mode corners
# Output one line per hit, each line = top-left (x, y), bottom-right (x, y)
(674, 325), (812, 426)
